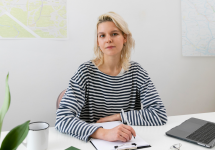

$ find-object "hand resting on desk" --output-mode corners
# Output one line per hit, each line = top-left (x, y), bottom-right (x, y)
(90, 113), (136, 142)
(96, 113), (121, 123)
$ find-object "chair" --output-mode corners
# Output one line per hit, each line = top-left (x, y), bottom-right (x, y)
(56, 89), (66, 109)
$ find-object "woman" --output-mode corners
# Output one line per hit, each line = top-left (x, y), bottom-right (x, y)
(55, 12), (167, 143)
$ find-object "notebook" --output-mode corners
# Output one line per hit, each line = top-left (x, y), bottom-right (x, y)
(90, 121), (151, 150)
(65, 146), (80, 150)
(166, 117), (215, 148)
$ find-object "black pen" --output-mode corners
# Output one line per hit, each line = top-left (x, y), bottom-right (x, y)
(121, 109), (135, 139)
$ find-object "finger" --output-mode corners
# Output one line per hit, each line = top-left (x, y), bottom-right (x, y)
(119, 130), (130, 142)
(118, 125), (132, 140)
(120, 126), (132, 140)
(96, 119), (102, 123)
(122, 124), (136, 138)
(117, 132), (127, 142)
(97, 117), (110, 123)
(97, 120), (104, 123)
(130, 127), (136, 137)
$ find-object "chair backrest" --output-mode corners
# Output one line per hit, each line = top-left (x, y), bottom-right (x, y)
(56, 89), (67, 109)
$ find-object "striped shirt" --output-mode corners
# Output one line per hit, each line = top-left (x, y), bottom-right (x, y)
(55, 60), (168, 142)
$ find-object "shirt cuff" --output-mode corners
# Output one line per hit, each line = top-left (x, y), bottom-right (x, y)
(120, 112), (127, 124)
(85, 125), (103, 142)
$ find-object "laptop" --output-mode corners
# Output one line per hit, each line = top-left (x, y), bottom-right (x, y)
(166, 117), (215, 148)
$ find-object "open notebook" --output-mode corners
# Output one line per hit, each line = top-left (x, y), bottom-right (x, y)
(90, 121), (151, 150)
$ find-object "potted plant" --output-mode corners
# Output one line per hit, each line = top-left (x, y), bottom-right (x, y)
(0, 74), (30, 150)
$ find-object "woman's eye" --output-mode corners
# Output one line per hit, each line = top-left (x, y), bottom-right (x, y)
(99, 33), (117, 38)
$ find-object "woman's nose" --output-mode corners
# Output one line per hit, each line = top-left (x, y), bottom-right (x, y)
(106, 35), (112, 43)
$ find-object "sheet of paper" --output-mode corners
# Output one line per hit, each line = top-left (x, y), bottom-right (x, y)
(91, 121), (150, 150)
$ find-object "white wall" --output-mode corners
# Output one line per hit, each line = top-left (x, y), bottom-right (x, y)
(0, 0), (215, 131)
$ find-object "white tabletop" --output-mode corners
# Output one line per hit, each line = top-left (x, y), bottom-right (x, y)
(2, 112), (215, 150)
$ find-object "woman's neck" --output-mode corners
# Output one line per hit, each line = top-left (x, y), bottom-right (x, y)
(103, 56), (121, 70)
(95, 55), (122, 76)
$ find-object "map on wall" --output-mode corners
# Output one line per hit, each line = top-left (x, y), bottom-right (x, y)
(181, 0), (215, 56)
(0, 0), (67, 39)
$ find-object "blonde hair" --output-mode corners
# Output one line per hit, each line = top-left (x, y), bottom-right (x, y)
(92, 12), (135, 71)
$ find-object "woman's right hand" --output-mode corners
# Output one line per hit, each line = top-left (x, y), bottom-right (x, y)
(91, 124), (136, 142)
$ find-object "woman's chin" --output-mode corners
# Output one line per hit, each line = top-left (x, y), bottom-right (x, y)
(104, 54), (120, 57)
(103, 51), (121, 57)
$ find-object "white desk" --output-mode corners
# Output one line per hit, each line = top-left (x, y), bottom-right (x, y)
(2, 112), (215, 150)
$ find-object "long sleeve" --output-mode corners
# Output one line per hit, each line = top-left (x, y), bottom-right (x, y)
(55, 64), (102, 142)
(120, 64), (168, 126)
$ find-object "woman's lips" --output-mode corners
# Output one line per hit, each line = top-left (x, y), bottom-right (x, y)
(106, 46), (115, 49)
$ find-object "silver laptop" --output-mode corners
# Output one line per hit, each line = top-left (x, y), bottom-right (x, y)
(166, 117), (215, 148)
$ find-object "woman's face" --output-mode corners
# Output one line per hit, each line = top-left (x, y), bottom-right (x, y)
(97, 21), (127, 57)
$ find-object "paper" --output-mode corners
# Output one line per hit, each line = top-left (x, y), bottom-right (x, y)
(91, 121), (150, 150)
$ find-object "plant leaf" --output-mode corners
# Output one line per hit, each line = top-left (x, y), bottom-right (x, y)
(0, 120), (30, 150)
(0, 73), (11, 139)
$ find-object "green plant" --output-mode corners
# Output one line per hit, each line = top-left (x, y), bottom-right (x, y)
(0, 74), (30, 150)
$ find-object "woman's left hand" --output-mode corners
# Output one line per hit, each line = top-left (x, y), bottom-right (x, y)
(96, 113), (121, 123)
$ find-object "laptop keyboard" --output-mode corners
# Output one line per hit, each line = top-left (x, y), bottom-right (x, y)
(186, 123), (215, 144)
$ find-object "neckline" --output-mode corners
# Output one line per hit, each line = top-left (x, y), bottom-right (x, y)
(90, 60), (124, 77)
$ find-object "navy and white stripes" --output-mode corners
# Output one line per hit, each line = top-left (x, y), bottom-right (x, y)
(55, 61), (167, 142)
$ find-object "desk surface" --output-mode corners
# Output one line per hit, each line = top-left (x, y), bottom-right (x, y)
(1, 112), (215, 150)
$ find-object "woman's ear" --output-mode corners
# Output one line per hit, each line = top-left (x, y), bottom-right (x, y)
(123, 34), (127, 43)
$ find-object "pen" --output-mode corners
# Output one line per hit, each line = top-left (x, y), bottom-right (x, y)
(121, 109), (135, 139)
